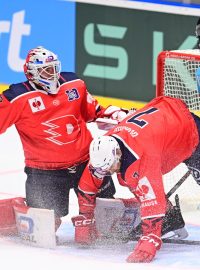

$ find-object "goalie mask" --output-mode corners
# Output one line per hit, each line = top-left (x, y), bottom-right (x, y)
(89, 136), (121, 177)
(24, 46), (61, 94)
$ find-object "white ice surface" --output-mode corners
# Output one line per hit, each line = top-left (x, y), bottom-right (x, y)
(0, 125), (200, 270)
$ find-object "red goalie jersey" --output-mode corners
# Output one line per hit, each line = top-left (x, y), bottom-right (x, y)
(0, 72), (106, 169)
(106, 96), (199, 220)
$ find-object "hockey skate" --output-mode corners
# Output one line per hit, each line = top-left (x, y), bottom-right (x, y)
(161, 194), (188, 240)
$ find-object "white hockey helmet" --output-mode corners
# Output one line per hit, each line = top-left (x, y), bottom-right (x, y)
(24, 46), (61, 94)
(89, 136), (121, 174)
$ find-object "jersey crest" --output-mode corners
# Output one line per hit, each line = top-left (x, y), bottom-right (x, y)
(66, 88), (80, 101)
(42, 115), (80, 145)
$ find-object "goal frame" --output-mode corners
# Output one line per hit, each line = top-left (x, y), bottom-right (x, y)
(156, 49), (200, 213)
(156, 50), (200, 100)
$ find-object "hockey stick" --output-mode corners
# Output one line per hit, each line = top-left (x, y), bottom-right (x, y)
(161, 238), (200, 245)
(128, 235), (200, 245)
(166, 170), (191, 199)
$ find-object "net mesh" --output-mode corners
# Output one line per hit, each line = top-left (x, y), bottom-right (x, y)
(162, 50), (200, 110)
(158, 49), (200, 212)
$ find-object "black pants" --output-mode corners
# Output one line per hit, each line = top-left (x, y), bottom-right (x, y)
(25, 161), (115, 217)
(184, 113), (200, 185)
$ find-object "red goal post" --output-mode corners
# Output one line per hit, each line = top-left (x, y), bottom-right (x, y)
(156, 49), (200, 113)
(156, 49), (200, 212)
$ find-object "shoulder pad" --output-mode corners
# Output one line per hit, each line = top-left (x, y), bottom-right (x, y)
(59, 72), (80, 83)
(3, 82), (32, 102)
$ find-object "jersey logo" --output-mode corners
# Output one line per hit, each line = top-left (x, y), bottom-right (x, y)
(135, 176), (156, 202)
(66, 88), (80, 101)
(28, 97), (45, 113)
(0, 95), (3, 102)
(42, 115), (80, 145)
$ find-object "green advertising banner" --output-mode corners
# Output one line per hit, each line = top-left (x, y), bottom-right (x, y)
(76, 3), (198, 102)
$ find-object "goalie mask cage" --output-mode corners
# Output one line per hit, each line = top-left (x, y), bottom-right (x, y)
(156, 49), (200, 212)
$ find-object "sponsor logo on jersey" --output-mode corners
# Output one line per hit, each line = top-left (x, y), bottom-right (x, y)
(66, 88), (80, 101)
(28, 96), (45, 113)
(135, 176), (156, 202)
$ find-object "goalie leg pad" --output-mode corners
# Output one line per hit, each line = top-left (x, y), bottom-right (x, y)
(95, 197), (140, 240)
(14, 204), (56, 248)
(0, 194), (25, 235)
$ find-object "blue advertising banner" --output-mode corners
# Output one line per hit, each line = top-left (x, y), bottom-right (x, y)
(0, 0), (75, 84)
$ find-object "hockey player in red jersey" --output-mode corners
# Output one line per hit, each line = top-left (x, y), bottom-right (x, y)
(0, 46), (129, 234)
(76, 96), (200, 263)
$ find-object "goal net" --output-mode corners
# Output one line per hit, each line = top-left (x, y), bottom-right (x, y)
(156, 49), (200, 212)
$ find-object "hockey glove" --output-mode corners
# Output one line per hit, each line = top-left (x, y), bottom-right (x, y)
(71, 213), (98, 245)
(127, 217), (162, 263)
(102, 106), (129, 123)
(126, 233), (162, 263)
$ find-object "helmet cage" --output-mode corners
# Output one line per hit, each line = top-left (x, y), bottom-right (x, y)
(29, 61), (61, 81)
(24, 46), (61, 94)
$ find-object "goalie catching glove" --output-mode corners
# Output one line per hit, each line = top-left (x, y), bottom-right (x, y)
(71, 213), (98, 245)
(102, 106), (135, 123)
(96, 106), (136, 131)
